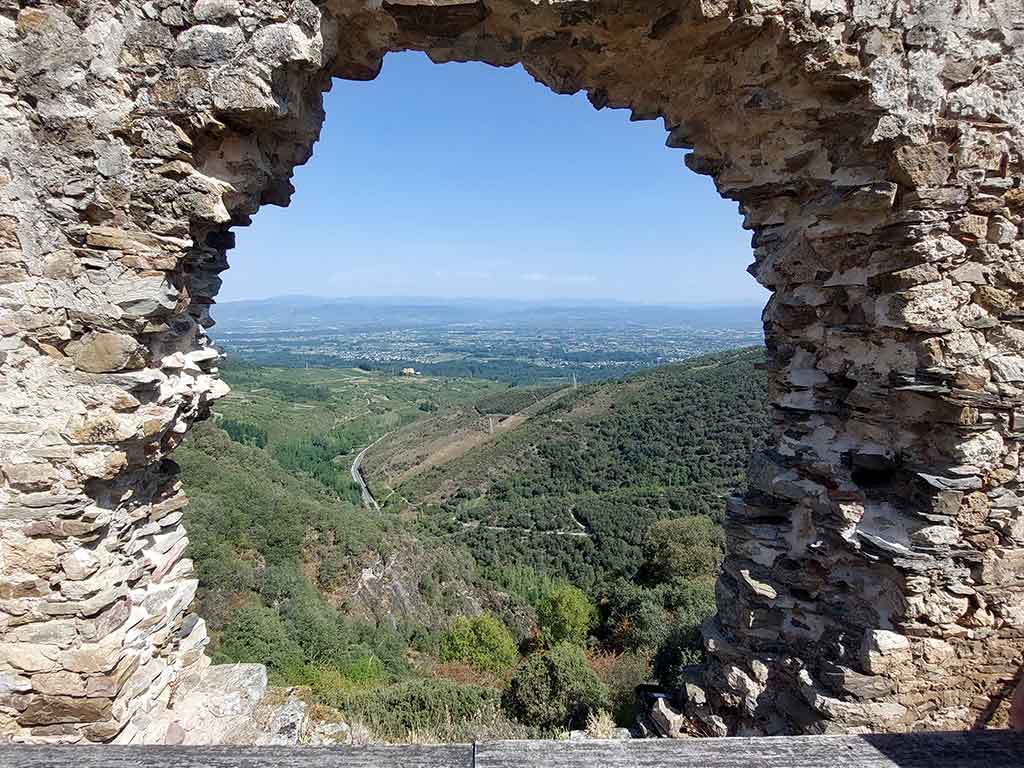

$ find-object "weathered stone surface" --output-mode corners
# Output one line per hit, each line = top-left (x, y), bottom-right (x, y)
(891, 144), (952, 189)
(0, 533), (63, 577)
(0, 644), (61, 673)
(649, 696), (687, 739)
(175, 25), (245, 64)
(30, 671), (87, 697)
(194, 1), (242, 23)
(122, 663), (268, 745)
(17, 694), (112, 726)
(68, 332), (146, 374)
(60, 550), (100, 582)
(1, 0), (1023, 745)
(1, 462), (58, 492)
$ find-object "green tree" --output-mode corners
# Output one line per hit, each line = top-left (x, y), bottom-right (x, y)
(502, 643), (609, 730)
(213, 605), (307, 682)
(599, 578), (670, 651)
(439, 614), (519, 673)
(536, 584), (595, 647)
(642, 515), (724, 584)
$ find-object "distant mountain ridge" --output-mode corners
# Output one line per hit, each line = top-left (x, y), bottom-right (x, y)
(211, 295), (765, 332)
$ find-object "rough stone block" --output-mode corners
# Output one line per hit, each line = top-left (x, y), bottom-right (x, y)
(69, 332), (146, 374)
(17, 694), (112, 725)
(891, 143), (952, 188)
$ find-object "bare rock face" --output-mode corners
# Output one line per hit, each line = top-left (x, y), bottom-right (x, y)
(127, 661), (269, 745)
(1, 0), (1023, 744)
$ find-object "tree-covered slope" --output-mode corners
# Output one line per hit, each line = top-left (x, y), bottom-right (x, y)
(381, 348), (769, 589)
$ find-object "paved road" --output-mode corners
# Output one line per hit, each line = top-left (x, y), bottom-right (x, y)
(350, 437), (386, 512)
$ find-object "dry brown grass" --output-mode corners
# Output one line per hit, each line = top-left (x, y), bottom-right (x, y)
(585, 648), (624, 679)
(585, 709), (617, 739)
(586, 648), (653, 726)
(430, 661), (509, 689)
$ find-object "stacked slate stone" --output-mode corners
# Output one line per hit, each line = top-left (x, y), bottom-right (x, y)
(0, 0), (1022, 744)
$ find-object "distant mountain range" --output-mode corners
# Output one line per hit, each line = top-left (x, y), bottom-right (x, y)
(210, 295), (765, 332)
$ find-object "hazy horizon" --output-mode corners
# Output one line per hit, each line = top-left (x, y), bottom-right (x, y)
(216, 293), (767, 308)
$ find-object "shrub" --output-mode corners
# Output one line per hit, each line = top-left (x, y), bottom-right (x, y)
(220, 417), (267, 448)
(318, 679), (529, 742)
(661, 579), (717, 627)
(439, 615), (519, 673)
(308, 655), (388, 698)
(585, 709), (616, 739)
(535, 584), (595, 648)
(598, 579), (669, 651)
(487, 564), (562, 609)
(652, 624), (704, 690)
(339, 654), (388, 686)
(258, 563), (306, 604)
(641, 515), (724, 584)
(587, 649), (652, 726)
(502, 643), (610, 730)
(213, 605), (307, 683)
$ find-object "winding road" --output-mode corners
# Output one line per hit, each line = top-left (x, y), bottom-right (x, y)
(351, 434), (389, 512)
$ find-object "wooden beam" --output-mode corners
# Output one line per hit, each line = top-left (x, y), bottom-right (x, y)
(2, 732), (1023, 768)
(476, 732), (1024, 767)
(0, 744), (474, 768)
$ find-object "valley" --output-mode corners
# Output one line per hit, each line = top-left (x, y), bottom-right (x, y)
(177, 347), (768, 741)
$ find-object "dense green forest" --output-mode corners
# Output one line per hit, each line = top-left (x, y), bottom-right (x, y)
(178, 349), (768, 741)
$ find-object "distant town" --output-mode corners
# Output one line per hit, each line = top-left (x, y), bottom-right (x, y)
(209, 297), (765, 384)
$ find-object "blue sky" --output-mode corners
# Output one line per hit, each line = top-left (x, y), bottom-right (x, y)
(222, 52), (765, 305)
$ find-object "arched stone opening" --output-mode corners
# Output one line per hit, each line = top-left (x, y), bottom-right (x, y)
(1, 0), (1022, 745)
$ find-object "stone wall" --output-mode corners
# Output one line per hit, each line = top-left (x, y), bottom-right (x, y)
(0, 0), (1022, 744)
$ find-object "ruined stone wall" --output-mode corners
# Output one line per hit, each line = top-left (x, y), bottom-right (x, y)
(0, 0), (1022, 744)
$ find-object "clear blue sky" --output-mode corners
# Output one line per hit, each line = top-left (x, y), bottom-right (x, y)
(222, 52), (765, 305)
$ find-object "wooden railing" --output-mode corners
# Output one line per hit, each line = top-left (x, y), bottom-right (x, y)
(2, 731), (1023, 767)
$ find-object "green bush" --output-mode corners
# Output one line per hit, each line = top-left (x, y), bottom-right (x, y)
(319, 679), (513, 742)
(439, 615), (519, 672)
(652, 624), (705, 690)
(603, 651), (652, 725)
(307, 655), (388, 696)
(487, 564), (563, 609)
(599, 579), (670, 651)
(220, 417), (268, 448)
(598, 577), (716, 653)
(502, 643), (609, 730)
(660, 579), (717, 628)
(340, 654), (387, 685)
(536, 584), (595, 647)
(213, 605), (307, 683)
(641, 515), (724, 584)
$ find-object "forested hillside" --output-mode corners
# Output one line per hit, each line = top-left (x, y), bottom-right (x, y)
(178, 349), (768, 741)
(378, 348), (769, 589)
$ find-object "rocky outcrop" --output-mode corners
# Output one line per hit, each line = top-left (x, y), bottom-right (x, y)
(1, 0), (1022, 744)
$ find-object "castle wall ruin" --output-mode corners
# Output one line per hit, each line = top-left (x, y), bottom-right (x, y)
(1, 0), (1023, 743)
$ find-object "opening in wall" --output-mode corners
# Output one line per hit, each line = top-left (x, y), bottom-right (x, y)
(180, 50), (769, 743)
